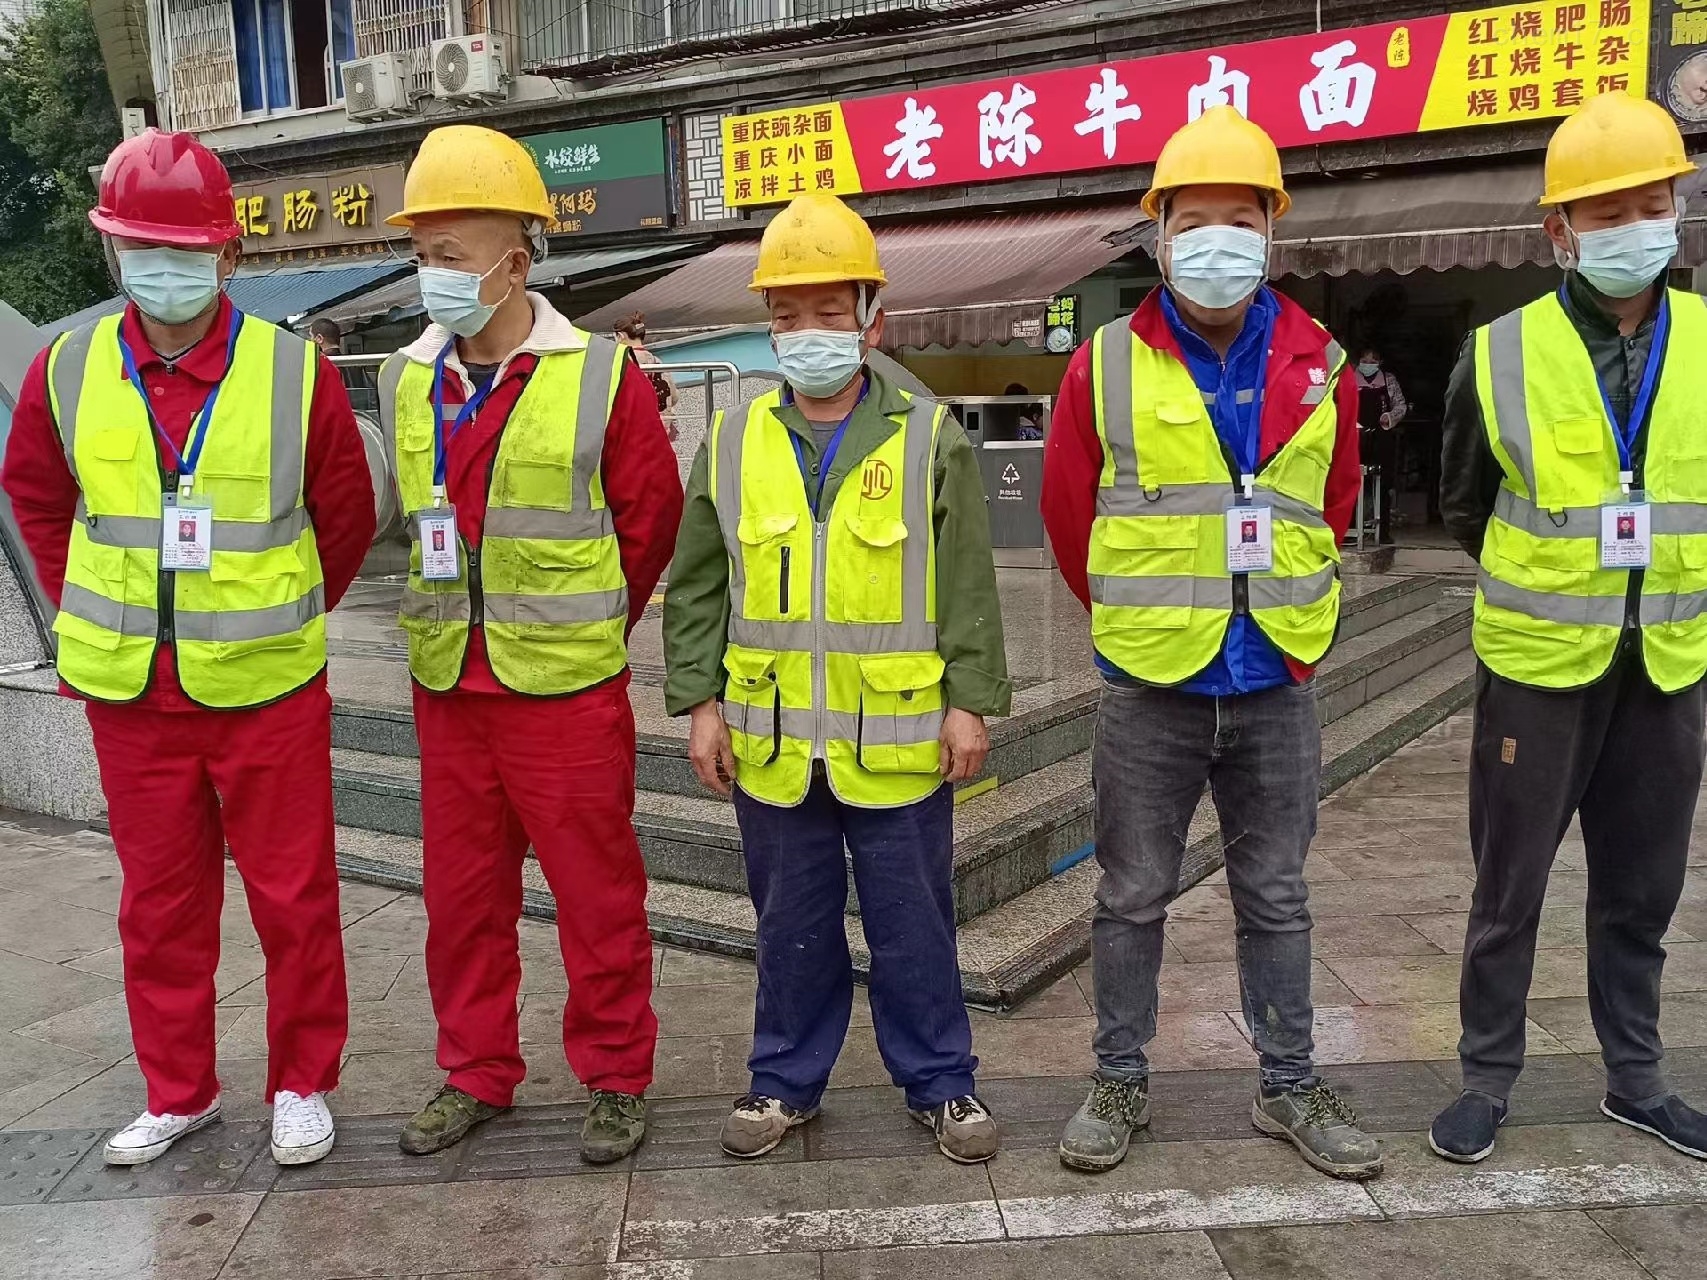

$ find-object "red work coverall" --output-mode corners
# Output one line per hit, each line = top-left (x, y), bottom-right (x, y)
(407, 312), (682, 1105)
(2, 297), (375, 1115)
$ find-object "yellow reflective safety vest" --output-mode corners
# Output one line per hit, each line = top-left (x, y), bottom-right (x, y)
(385, 336), (629, 695)
(44, 312), (324, 708)
(710, 388), (945, 809)
(1087, 318), (1346, 685)
(1472, 289), (1707, 692)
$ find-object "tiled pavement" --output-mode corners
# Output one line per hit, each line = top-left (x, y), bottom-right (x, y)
(5, 714), (1707, 1276)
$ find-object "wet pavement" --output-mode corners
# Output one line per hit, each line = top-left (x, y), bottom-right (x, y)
(4, 713), (1707, 1277)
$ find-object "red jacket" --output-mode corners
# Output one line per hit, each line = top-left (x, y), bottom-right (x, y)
(412, 301), (683, 695)
(1, 298), (376, 711)
(1041, 286), (1361, 681)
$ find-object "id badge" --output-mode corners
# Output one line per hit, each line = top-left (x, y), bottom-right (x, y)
(1600, 493), (1652, 570)
(1225, 502), (1274, 574)
(417, 507), (461, 582)
(161, 494), (212, 573)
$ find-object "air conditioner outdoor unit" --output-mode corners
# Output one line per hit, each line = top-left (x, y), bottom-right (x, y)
(343, 53), (415, 122)
(431, 35), (509, 105)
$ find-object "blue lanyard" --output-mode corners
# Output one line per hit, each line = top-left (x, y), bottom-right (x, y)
(1232, 306), (1277, 495)
(785, 380), (867, 517)
(1560, 283), (1669, 480)
(790, 414), (855, 518)
(116, 311), (244, 493)
(430, 340), (499, 497)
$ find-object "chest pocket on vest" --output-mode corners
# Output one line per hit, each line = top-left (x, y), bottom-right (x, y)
(1535, 417), (1609, 511)
(198, 462), (272, 523)
(736, 513), (803, 623)
(1138, 401), (1216, 486)
(829, 514), (907, 625)
(496, 441), (572, 510)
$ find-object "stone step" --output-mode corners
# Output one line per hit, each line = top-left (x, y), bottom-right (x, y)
(327, 573), (1451, 795)
(1391, 545), (1479, 576)
(330, 648), (1477, 1009)
(329, 577), (1472, 925)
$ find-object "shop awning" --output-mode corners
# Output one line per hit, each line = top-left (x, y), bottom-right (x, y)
(575, 206), (1149, 350)
(39, 258), (413, 339)
(1267, 163), (1707, 278)
(309, 241), (709, 330)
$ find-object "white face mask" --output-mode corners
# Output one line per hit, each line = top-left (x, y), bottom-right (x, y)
(118, 247), (223, 325)
(772, 329), (865, 398)
(1165, 224), (1270, 311)
(418, 256), (514, 338)
(1567, 216), (1679, 299)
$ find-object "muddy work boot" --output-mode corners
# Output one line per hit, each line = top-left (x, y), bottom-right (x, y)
(721, 1093), (819, 1158)
(1252, 1078), (1384, 1180)
(1059, 1077), (1151, 1172)
(582, 1090), (647, 1164)
(910, 1095), (999, 1164)
(399, 1086), (506, 1156)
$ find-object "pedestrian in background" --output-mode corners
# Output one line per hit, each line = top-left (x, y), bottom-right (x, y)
(308, 318), (343, 357)
(1433, 92), (1707, 1165)
(1354, 347), (1407, 544)
(617, 312), (678, 441)
(1, 130), (373, 1169)
(663, 193), (1011, 1164)
(380, 125), (681, 1165)
(1042, 107), (1378, 1181)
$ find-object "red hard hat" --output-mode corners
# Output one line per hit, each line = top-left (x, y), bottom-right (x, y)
(88, 129), (242, 247)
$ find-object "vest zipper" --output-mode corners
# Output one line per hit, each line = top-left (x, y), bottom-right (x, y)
(469, 452), (498, 630)
(159, 468), (177, 654)
(811, 520), (827, 762)
(779, 546), (791, 614)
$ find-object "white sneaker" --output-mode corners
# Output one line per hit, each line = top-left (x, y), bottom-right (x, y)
(103, 1098), (222, 1166)
(271, 1090), (335, 1166)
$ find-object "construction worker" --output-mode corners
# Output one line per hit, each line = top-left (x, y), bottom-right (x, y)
(380, 125), (680, 1164)
(1434, 92), (1707, 1164)
(1041, 108), (1379, 1180)
(663, 193), (1011, 1164)
(0, 130), (374, 1166)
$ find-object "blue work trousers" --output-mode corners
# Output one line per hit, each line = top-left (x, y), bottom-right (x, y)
(732, 773), (977, 1111)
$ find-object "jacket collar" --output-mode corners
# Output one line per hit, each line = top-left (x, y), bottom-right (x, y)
(401, 292), (590, 368)
(118, 296), (236, 382)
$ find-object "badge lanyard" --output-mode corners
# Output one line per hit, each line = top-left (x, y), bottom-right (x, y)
(430, 339), (498, 507)
(1227, 304), (1276, 500)
(786, 382), (868, 518)
(116, 311), (244, 499)
(1559, 283), (1669, 495)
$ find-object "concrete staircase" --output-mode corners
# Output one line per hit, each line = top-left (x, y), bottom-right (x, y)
(324, 572), (1476, 1009)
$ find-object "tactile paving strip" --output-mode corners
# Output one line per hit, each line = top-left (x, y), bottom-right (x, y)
(48, 1119), (271, 1202)
(263, 1114), (462, 1193)
(0, 1129), (103, 1205)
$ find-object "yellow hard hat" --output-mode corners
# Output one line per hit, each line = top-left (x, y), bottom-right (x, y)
(1540, 92), (1695, 207)
(749, 193), (887, 292)
(1142, 106), (1291, 220)
(386, 124), (554, 227)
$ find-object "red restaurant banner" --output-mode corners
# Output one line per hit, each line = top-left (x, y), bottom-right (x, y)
(721, 0), (1651, 207)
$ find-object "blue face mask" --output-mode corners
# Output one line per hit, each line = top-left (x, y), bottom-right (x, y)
(772, 328), (865, 398)
(1166, 225), (1269, 311)
(418, 257), (512, 338)
(117, 247), (222, 325)
(1572, 217), (1679, 299)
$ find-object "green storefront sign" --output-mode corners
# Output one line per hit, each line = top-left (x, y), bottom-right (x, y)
(519, 120), (672, 236)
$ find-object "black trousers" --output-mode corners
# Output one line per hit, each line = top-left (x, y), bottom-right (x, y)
(1359, 427), (1399, 543)
(1459, 645), (1705, 1100)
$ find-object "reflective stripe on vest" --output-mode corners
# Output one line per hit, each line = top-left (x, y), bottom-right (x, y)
(389, 336), (629, 695)
(1472, 288), (1707, 692)
(44, 313), (323, 707)
(710, 388), (943, 809)
(1087, 317), (1344, 685)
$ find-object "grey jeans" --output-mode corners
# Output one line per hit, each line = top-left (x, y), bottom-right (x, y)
(1089, 675), (1321, 1087)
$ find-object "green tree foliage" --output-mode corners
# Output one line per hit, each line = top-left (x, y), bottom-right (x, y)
(0, 0), (120, 324)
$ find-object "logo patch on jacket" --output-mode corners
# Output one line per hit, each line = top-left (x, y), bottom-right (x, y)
(1308, 367), (1327, 385)
(860, 458), (894, 501)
